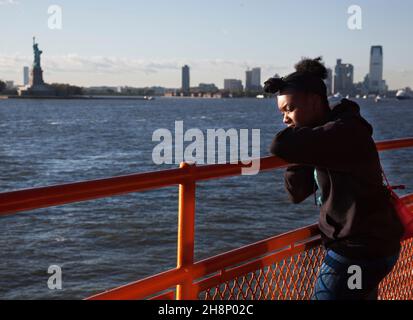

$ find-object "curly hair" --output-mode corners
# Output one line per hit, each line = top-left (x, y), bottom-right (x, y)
(294, 56), (328, 80)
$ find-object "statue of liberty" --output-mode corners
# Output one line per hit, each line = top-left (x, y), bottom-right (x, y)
(30, 36), (46, 87)
(33, 37), (43, 68)
(22, 36), (56, 96)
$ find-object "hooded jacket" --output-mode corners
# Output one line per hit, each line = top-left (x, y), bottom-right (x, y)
(270, 98), (404, 259)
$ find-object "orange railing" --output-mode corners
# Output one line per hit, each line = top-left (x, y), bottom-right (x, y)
(1, 138), (413, 300)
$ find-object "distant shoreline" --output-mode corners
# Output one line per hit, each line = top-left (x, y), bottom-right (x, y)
(1, 95), (154, 101)
(0, 95), (270, 101)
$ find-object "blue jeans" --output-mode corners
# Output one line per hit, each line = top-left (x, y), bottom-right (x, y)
(311, 249), (400, 300)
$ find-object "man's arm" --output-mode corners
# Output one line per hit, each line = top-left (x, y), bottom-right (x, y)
(284, 165), (317, 204)
(270, 118), (373, 173)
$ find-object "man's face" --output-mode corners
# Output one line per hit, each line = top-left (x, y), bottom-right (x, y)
(277, 93), (320, 128)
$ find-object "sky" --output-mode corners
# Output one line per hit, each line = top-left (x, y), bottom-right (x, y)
(1, 0), (413, 89)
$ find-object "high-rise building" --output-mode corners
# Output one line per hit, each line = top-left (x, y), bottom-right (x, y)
(334, 59), (354, 95)
(369, 46), (386, 94)
(224, 79), (243, 92)
(245, 70), (252, 91)
(182, 65), (190, 96)
(23, 66), (30, 86)
(251, 68), (261, 90)
(325, 68), (333, 96)
(245, 68), (261, 91)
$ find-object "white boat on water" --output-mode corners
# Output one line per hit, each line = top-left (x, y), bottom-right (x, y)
(375, 95), (382, 103)
(396, 90), (412, 100)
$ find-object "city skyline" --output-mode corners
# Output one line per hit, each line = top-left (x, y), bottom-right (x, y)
(5, 42), (412, 92)
(6, 41), (403, 98)
(1, 0), (413, 89)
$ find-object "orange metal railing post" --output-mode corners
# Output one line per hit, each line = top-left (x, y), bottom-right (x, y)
(176, 162), (197, 300)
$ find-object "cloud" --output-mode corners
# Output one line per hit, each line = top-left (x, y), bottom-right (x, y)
(0, 53), (290, 87)
(399, 69), (413, 77)
(3, 52), (410, 88)
(0, 0), (19, 5)
(0, 53), (287, 75)
(0, 54), (29, 72)
(0, 54), (177, 74)
(46, 55), (185, 75)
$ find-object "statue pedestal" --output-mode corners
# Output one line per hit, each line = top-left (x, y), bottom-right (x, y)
(30, 66), (45, 87)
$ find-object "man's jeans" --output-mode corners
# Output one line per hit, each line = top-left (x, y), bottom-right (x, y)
(311, 249), (400, 300)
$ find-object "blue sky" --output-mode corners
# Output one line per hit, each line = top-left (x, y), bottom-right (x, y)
(1, 0), (413, 89)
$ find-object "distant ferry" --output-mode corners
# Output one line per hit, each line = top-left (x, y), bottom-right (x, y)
(396, 90), (413, 100)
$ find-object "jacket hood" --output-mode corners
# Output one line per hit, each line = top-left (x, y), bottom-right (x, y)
(329, 99), (373, 136)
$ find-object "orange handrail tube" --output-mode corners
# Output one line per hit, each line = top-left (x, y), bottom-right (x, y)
(0, 137), (412, 217)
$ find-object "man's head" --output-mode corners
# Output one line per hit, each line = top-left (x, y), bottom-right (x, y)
(264, 57), (331, 128)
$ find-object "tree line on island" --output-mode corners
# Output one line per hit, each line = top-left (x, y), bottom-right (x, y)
(0, 80), (6, 93)
(0, 79), (157, 97)
(0, 80), (83, 97)
(0, 80), (267, 98)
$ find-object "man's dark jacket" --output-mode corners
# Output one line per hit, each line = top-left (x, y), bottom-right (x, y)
(270, 98), (404, 259)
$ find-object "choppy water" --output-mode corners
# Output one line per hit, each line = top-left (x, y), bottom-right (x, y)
(0, 97), (412, 299)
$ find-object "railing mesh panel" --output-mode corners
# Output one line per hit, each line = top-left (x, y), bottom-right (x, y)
(198, 245), (326, 300)
(379, 237), (413, 300)
(198, 239), (413, 300)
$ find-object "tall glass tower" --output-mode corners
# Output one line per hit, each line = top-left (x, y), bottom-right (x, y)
(369, 46), (384, 94)
(182, 65), (190, 96)
(334, 59), (354, 95)
(245, 68), (261, 91)
(23, 66), (30, 86)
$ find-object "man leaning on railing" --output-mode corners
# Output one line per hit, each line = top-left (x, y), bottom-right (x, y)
(265, 57), (404, 300)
